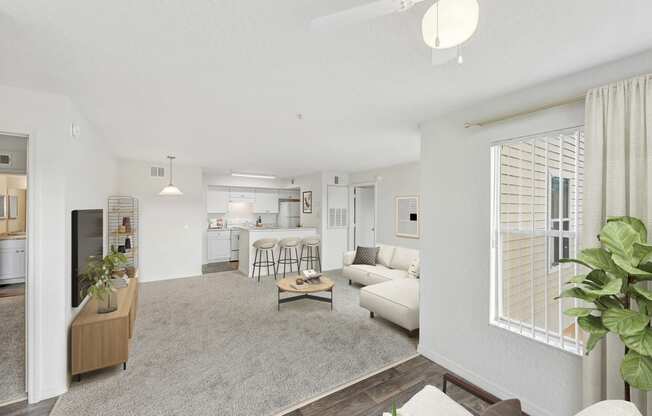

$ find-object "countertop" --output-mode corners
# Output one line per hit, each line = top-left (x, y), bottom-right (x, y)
(208, 226), (316, 232)
(231, 226), (316, 232)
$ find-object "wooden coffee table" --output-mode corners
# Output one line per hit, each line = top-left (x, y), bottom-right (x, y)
(276, 276), (334, 311)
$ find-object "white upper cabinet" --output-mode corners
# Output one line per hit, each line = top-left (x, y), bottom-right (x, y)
(254, 189), (279, 213)
(207, 188), (229, 213)
(229, 188), (255, 202)
(279, 189), (300, 200)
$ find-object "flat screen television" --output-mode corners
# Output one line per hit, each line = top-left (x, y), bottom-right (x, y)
(72, 209), (103, 307)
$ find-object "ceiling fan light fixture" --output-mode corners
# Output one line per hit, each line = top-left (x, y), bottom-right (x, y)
(422, 0), (479, 49)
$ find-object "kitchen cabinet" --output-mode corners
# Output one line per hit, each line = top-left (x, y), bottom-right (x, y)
(207, 230), (231, 262)
(229, 188), (255, 203)
(253, 190), (279, 213)
(207, 188), (229, 213)
(279, 189), (300, 200)
(0, 238), (26, 283)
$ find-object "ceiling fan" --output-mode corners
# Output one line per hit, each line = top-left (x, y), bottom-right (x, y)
(311, 0), (480, 66)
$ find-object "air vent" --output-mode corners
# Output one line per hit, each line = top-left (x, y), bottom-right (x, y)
(328, 208), (348, 228)
(0, 154), (11, 167)
(150, 166), (165, 177)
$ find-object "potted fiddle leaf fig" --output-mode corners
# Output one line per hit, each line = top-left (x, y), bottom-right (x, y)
(82, 248), (128, 314)
(557, 216), (652, 399)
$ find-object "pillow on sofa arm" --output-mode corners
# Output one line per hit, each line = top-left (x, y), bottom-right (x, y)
(408, 257), (420, 279)
(343, 251), (356, 266)
(353, 246), (379, 266)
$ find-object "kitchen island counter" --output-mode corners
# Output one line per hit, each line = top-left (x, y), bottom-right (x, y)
(239, 227), (318, 277)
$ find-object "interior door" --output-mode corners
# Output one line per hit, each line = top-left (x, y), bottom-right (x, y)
(354, 186), (375, 247)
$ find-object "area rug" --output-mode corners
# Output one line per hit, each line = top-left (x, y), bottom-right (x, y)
(52, 270), (417, 416)
(0, 295), (25, 404)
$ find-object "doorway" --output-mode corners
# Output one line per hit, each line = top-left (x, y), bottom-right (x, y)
(0, 133), (28, 406)
(354, 185), (376, 248)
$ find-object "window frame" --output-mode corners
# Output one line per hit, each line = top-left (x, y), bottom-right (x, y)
(489, 126), (584, 356)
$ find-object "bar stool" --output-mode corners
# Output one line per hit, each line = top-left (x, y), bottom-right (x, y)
(252, 238), (278, 282)
(277, 237), (301, 278)
(299, 236), (321, 272)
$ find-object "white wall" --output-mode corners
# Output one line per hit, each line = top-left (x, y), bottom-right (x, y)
(418, 50), (652, 416)
(0, 84), (118, 403)
(294, 172), (322, 229)
(350, 162), (420, 250)
(117, 160), (203, 282)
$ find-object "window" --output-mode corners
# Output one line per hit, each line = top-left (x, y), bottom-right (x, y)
(490, 127), (584, 354)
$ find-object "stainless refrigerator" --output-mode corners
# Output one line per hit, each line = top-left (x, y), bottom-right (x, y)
(278, 200), (300, 228)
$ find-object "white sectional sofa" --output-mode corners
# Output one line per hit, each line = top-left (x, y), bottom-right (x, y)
(384, 384), (641, 416)
(343, 244), (419, 335)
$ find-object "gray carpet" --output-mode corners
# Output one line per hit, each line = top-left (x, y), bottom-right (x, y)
(0, 294), (25, 404)
(52, 271), (417, 416)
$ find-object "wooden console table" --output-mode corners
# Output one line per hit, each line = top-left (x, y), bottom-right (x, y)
(71, 278), (139, 380)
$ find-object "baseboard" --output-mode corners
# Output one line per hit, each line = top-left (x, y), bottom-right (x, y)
(418, 345), (552, 416)
(0, 395), (27, 407)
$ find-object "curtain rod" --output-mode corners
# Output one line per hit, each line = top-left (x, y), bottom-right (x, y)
(464, 95), (586, 128)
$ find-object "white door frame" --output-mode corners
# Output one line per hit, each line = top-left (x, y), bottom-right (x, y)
(0, 130), (33, 405)
(349, 181), (377, 250)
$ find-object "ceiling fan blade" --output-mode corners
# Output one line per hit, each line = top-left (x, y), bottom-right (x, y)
(311, 0), (402, 30)
(431, 47), (457, 66)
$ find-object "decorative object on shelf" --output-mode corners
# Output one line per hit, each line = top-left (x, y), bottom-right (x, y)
(159, 155), (183, 196)
(82, 248), (128, 314)
(557, 216), (652, 397)
(123, 216), (131, 233)
(302, 191), (313, 214)
(126, 266), (136, 279)
(108, 196), (139, 269)
(395, 195), (420, 239)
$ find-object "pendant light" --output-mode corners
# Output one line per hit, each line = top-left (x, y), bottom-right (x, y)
(159, 155), (183, 196)
(422, 0), (479, 50)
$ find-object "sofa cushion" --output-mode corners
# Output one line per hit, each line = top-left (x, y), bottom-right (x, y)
(574, 400), (643, 416)
(399, 385), (471, 416)
(353, 246), (379, 266)
(369, 268), (408, 282)
(360, 278), (419, 331)
(377, 245), (395, 267)
(344, 264), (391, 286)
(481, 399), (522, 416)
(390, 247), (419, 271)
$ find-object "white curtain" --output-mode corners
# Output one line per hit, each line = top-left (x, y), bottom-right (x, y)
(583, 74), (652, 413)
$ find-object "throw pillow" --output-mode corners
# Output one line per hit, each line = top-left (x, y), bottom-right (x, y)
(481, 399), (522, 416)
(353, 246), (379, 266)
(377, 245), (395, 267)
(408, 257), (420, 278)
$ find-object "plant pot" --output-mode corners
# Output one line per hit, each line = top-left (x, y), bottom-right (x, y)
(97, 291), (118, 314)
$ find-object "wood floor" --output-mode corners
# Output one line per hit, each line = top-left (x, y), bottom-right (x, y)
(283, 355), (490, 416)
(202, 261), (239, 274)
(0, 398), (57, 416)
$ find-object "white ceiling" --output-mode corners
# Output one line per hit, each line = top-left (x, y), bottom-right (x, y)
(1, 1), (651, 176)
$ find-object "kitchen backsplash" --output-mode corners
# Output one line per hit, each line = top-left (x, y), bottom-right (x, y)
(208, 206), (277, 228)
